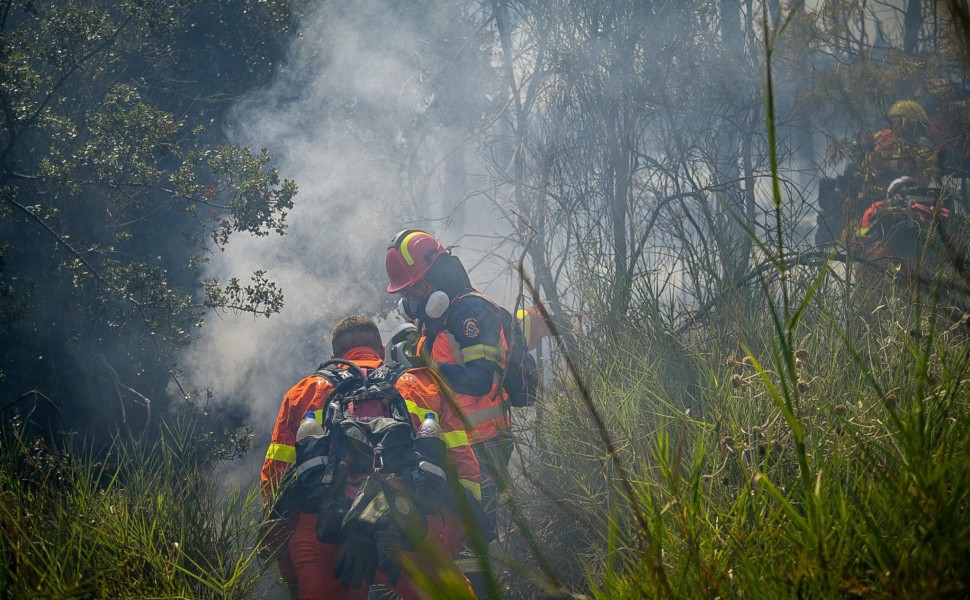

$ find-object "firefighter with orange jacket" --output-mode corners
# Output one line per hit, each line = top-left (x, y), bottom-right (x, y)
(853, 176), (951, 284)
(385, 229), (514, 599)
(260, 314), (481, 600)
(868, 100), (940, 186)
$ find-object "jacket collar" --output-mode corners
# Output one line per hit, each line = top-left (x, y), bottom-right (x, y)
(340, 346), (384, 369)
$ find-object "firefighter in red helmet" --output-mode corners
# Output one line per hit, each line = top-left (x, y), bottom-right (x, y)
(386, 229), (513, 600)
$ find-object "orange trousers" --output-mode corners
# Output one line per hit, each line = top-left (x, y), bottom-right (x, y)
(283, 512), (470, 599)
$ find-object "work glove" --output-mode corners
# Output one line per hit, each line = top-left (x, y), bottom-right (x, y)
(333, 530), (379, 589)
(375, 527), (404, 586)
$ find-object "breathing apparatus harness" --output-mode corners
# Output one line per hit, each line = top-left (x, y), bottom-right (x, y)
(273, 360), (450, 552)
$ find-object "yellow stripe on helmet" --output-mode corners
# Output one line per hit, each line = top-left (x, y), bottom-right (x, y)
(400, 231), (424, 266)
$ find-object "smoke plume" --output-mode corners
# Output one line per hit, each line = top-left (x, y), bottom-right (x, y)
(177, 0), (514, 486)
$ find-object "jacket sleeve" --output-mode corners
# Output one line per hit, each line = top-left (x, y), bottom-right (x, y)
(260, 375), (331, 501)
(435, 296), (504, 397)
(398, 370), (483, 501)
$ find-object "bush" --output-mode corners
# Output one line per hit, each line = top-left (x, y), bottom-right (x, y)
(0, 410), (268, 598)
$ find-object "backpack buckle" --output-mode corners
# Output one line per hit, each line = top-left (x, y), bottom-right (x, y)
(373, 450), (384, 473)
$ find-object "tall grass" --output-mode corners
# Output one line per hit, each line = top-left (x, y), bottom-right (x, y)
(496, 8), (970, 600)
(6, 5), (970, 597)
(504, 244), (970, 599)
(0, 410), (269, 599)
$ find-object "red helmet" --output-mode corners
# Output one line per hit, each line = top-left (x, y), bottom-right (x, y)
(385, 230), (447, 293)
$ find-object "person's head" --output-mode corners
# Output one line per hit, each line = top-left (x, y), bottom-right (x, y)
(385, 229), (448, 298)
(385, 229), (473, 321)
(331, 314), (384, 358)
(888, 100), (929, 138)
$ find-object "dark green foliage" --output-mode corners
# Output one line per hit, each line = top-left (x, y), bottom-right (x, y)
(0, 0), (302, 436)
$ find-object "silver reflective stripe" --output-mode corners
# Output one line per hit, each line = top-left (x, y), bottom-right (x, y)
(466, 402), (507, 426)
(297, 455), (327, 476)
(456, 558), (484, 573)
(460, 343), (502, 363)
(417, 460), (446, 480)
(443, 332), (464, 365)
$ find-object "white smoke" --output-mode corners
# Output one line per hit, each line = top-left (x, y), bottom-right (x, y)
(177, 1), (517, 487)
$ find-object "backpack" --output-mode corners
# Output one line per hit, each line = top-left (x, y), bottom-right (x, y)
(452, 292), (539, 408)
(278, 359), (446, 544)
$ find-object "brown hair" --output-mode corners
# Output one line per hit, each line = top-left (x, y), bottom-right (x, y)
(331, 314), (383, 357)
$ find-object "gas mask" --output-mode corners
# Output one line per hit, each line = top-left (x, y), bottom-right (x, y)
(399, 290), (450, 322)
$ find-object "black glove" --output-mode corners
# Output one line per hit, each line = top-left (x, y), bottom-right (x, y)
(333, 530), (378, 589)
(375, 527), (404, 586)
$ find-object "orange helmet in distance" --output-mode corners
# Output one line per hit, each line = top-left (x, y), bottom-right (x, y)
(385, 230), (447, 293)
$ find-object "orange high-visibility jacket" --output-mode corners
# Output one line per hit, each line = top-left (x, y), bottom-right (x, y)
(872, 129), (939, 180)
(421, 292), (510, 445)
(261, 346), (482, 501)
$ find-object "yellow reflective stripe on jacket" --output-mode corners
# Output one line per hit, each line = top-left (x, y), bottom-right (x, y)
(459, 478), (482, 501)
(265, 442), (296, 464)
(404, 400), (436, 426)
(403, 400), (471, 449)
(456, 557), (482, 573)
(460, 343), (503, 364)
(442, 428), (470, 448)
(444, 332), (464, 365)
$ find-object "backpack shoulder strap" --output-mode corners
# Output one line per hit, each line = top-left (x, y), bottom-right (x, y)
(447, 291), (503, 333)
(368, 361), (407, 385)
(367, 362), (411, 423)
(311, 359), (369, 486)
(314, 358), (368, 400)
(451, 290), (493, 308)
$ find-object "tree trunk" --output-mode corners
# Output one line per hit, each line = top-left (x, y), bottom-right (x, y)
(903, 0), (923, 55)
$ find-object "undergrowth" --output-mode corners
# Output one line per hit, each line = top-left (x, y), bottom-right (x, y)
(0, 411), (268, 599)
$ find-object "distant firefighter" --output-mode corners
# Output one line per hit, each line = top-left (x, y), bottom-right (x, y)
(516, 305), (549, 352)
(868, 100), (939, 186)
(853, 176), (951, 281)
